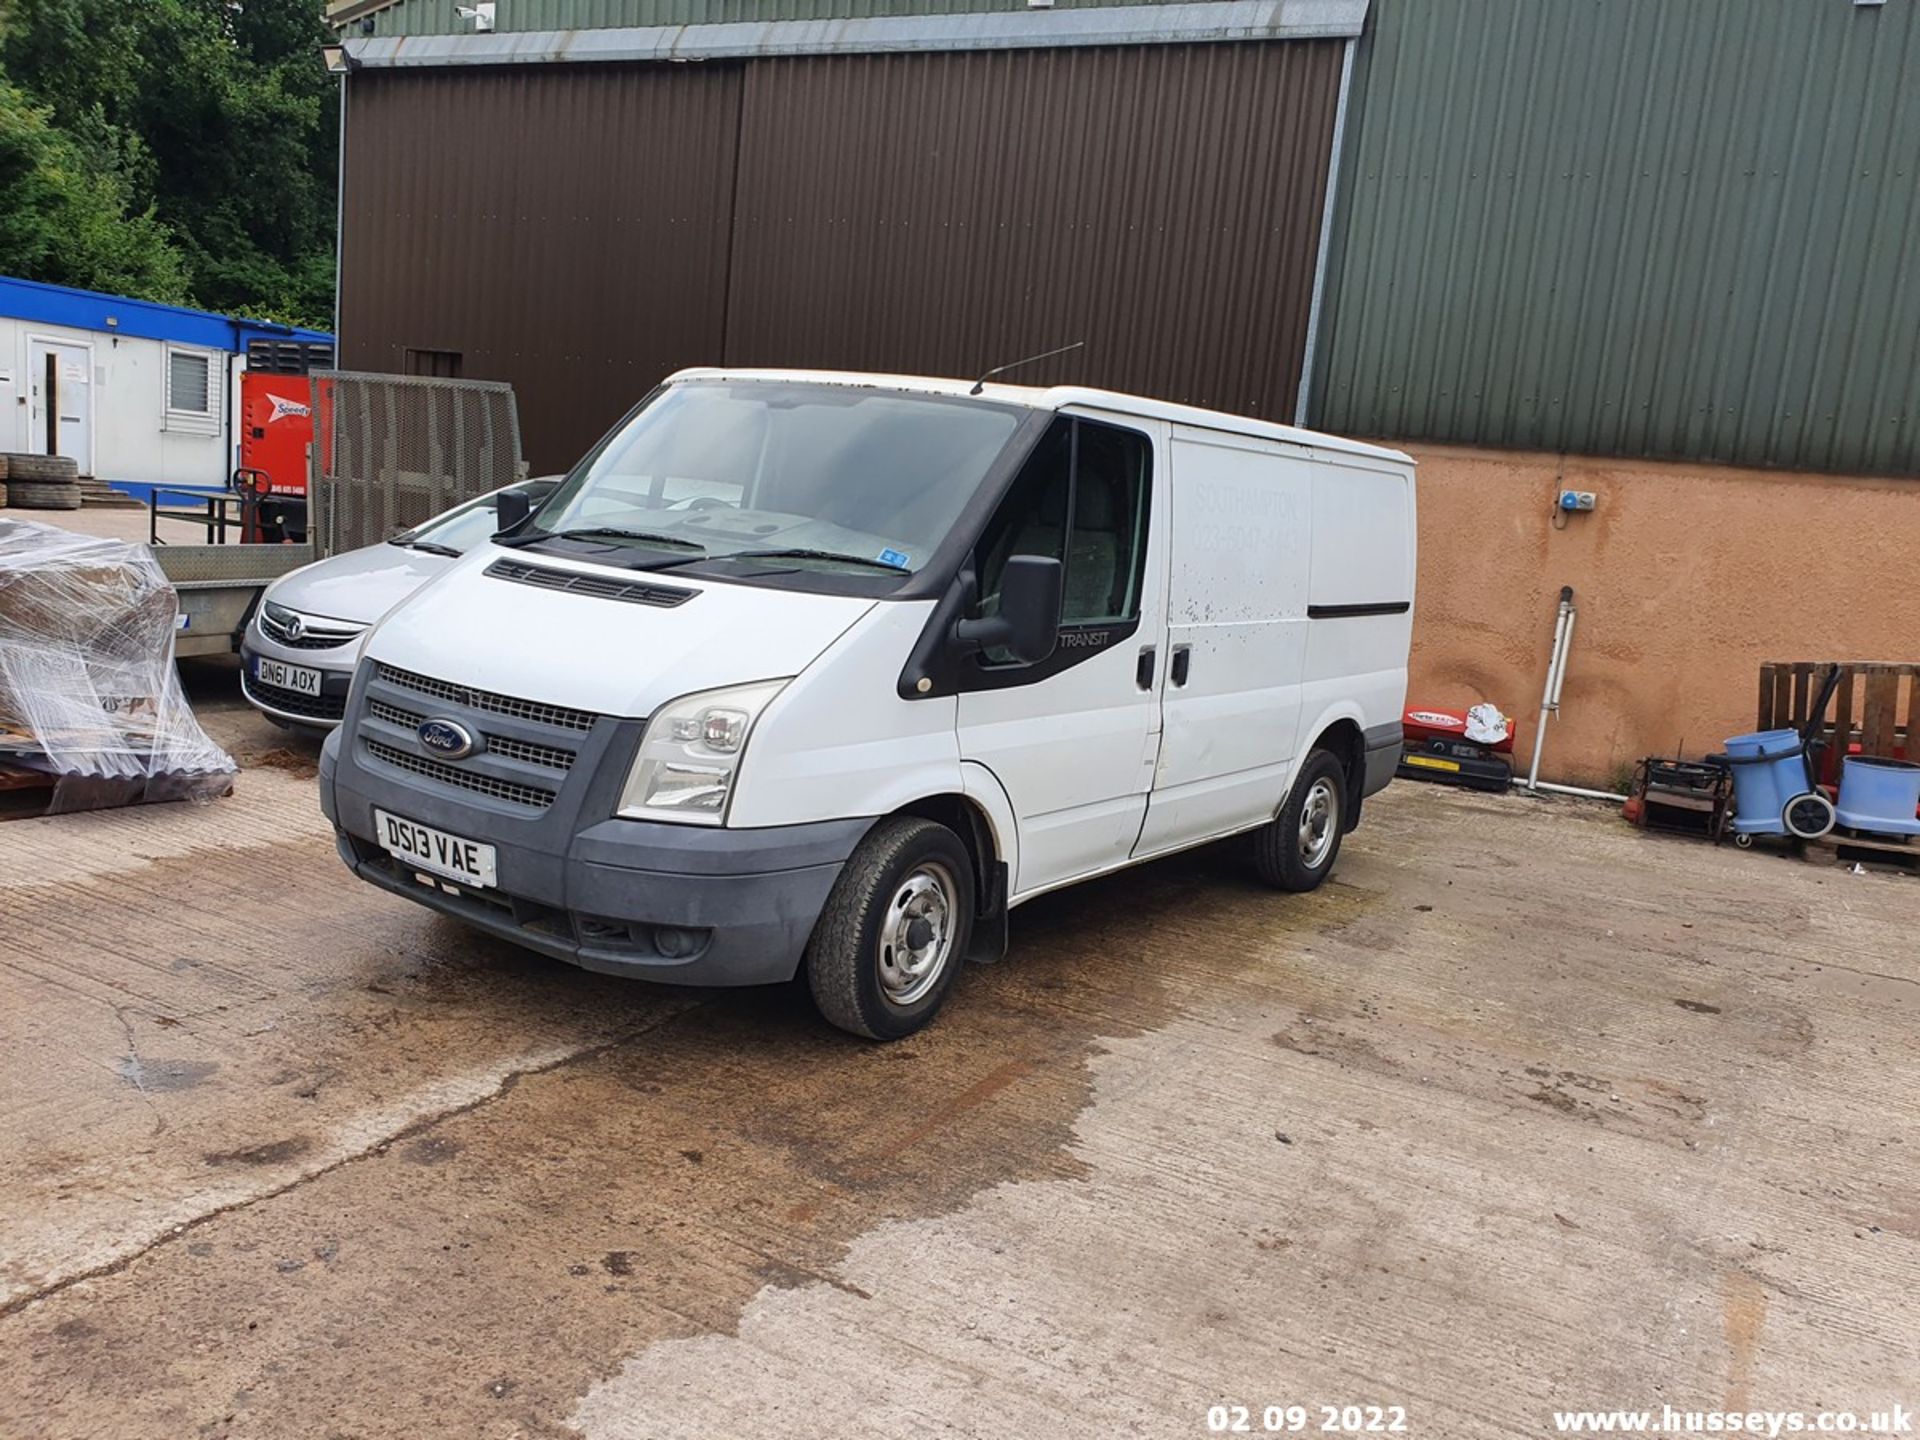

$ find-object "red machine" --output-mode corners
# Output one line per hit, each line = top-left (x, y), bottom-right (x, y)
(1401, 707), (1515, 754)
(236, 339), (333, 542)
(1397, 705), (1517, 792)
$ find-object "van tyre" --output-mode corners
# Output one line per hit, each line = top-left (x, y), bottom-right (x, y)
(806, 816), (975, 1040)
(1253, 748), (1347, 892)
(7, 480), (82, 511)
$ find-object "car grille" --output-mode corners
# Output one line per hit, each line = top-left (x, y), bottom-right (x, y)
(484, 557), (694, 609)
(373, 663), (599, 733)
(362, 740), (557, 811)
(368, 698), (577, 773)
(242, 671), (346, 721)
(259, 604), (366, 651)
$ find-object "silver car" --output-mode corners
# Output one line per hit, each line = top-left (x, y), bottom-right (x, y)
(239, 480), (555, 731)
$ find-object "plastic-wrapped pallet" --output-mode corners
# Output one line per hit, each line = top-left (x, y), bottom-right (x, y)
(0, 518), (236, 813)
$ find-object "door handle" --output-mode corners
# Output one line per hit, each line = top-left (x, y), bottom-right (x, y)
(1170, 645), (1192, 687)
(1136, 645), (1156, 691)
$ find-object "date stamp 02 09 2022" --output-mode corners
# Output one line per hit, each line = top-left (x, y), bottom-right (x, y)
(1207, 1404), (1411, 1434)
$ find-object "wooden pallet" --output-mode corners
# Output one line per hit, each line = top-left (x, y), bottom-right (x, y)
(1758, 661), (1916, 782)
(0, 761), (57, 821)
(1802, 826), (1920, 872)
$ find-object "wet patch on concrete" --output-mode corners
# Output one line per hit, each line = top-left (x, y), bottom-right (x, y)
(204, 1137), (313, 1168)
(0, 841), (1378, 1436)
(400, 1136), (462, 1166)
(116, 1056), (219, 1093)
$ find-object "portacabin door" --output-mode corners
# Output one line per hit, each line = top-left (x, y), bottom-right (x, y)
(955, 414), (1169, 899)
(28, 339), (92, 473)
(1133, 427), (1312, 857)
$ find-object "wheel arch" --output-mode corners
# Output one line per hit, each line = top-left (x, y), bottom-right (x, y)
(889, 784), (1010, 963)
(1296, 704), (1369, 813)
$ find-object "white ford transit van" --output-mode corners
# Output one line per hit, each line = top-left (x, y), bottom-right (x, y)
(319, 370), (1415, 1039)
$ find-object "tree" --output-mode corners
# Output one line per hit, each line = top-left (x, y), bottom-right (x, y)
(0, 0), (336, 326)
(0, 81), (190, 302)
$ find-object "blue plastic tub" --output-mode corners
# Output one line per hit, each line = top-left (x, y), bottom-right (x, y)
(1836, 756), (1920, 837)
(1723, 728), (1809, 835)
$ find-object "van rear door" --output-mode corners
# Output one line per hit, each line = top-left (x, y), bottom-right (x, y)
(1133, 428), (1312, 857)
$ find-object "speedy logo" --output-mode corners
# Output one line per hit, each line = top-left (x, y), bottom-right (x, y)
(267, 396), (311, 423)
(1407, 710), (1465, 728)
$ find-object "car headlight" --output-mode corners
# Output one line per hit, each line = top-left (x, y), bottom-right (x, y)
(617, 679), (788, 825)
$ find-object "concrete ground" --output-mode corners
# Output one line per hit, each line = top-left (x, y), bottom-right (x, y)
(1, 507), (1915, 1436)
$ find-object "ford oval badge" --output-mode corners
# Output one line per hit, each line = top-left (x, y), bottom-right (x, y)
(417, 717), (477, 760)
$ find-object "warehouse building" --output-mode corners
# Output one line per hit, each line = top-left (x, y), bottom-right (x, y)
(328, 0), (1919, 785)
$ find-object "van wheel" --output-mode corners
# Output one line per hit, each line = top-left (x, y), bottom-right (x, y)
(1253, 749), (1347, 892)
(806, 816), (975, 1040)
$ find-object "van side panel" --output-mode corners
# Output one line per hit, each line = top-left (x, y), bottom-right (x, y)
(1300, 457), (1416, 778)
(1132, 428), (1312, 857)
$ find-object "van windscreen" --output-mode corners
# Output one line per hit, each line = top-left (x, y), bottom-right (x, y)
(520, 381), (1027, 579)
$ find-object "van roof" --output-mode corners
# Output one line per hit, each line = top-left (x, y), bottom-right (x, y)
(665, 367), (1414, 466)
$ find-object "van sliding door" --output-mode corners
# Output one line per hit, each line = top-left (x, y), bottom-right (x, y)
(1133, 429), (1312, 857)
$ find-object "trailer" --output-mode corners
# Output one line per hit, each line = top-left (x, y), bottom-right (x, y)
(146, 371), (525, 659)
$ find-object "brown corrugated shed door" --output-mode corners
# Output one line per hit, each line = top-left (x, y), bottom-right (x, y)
(341, 41), (1344, 470)
(341, 65), (742, 472)
(724, 43), (1344, 418)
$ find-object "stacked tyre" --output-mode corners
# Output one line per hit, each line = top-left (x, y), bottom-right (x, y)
(0, 453), (82, 510)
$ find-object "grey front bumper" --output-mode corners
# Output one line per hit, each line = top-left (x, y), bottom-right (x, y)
(321, 724), (873, 987)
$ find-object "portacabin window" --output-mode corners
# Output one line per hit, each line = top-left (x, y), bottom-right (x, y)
(164, 346), (220, 434)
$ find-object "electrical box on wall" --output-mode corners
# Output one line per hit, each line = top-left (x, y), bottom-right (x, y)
(1558, 490), (1597, 512)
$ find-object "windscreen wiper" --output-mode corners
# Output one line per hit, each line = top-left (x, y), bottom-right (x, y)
(499, 526), (705, 553)
(637, 546), (911, 574)
(407, 540), (463, 558)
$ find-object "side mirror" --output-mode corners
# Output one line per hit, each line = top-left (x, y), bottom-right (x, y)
(953, 555), (1062, 666)
(493, 488), (531, 535)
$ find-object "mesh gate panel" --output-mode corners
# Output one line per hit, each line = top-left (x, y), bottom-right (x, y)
(309, 372), (524, 558)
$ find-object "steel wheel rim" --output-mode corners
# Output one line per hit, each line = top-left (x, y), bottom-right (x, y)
(877, 861), (958, 1007)
(1298, 778), (1338, 869)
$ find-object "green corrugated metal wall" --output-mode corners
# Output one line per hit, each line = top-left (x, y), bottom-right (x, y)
(1311, 0), (1920, 476)
(348, 0), (1920, 474)
(359, 0), (1207, 39)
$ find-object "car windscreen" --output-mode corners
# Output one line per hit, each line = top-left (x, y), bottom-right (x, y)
(404, 482), (556, 554)
(521, 382), (1028, 577)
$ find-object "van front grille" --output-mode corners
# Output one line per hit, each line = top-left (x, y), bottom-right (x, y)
(373, 663), (599, 733)
(367, 697), (579, 773)
(362, 740), (556, 811)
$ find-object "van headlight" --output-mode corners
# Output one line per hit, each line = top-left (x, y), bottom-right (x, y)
(617, 679), (789, 825)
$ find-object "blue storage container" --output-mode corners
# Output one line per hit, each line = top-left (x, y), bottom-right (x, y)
(1723, 728), (1809, 835)
(1836, 756), (1920, 836)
